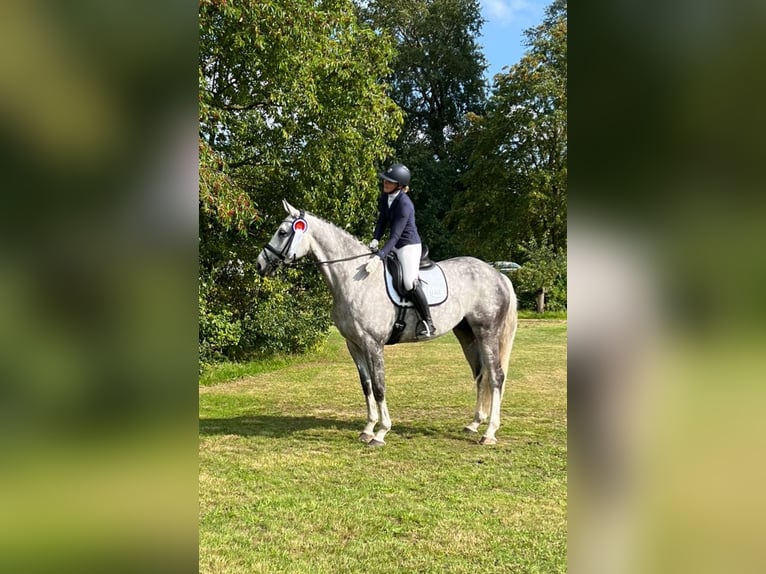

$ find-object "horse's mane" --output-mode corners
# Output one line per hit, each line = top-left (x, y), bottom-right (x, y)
(306, 211), (367, 250)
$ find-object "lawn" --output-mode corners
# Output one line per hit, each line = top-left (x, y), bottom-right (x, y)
(199, 319), (567, 573)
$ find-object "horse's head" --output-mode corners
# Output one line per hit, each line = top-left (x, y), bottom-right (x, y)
(256, 200), (312, 276)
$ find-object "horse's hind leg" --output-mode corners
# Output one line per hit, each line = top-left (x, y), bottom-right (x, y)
(474, 333), (506, 445)
(454, 320), (489, 434)
(346, 340), (377, 443)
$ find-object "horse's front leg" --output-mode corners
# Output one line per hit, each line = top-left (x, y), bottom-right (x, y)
(347, 339), (390, 447)
(360, 386), (379, 443)
(346, 340), (378, 443)
(357, 378), (381, 444)
(366, 346), (390, 447)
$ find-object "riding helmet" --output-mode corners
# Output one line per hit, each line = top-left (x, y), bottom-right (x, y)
(379, 163), (411, 187)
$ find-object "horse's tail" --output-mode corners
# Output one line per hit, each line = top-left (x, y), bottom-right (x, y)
(499, 274), (518, 398)
(476, 274), (517, 416)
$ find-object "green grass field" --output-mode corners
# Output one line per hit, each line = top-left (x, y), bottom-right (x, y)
(199, 319), (567, 573)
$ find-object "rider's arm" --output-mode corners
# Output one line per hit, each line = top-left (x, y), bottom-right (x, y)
(377, 201), (412, 259)
(372, 194), (387, 242)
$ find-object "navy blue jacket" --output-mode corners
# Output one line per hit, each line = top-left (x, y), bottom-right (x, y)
(373, 192), (421, 259)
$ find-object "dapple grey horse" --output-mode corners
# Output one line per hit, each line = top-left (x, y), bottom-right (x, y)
(256, 200), (518, 446)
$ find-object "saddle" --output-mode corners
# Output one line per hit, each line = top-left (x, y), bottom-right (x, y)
(384, 247), (447, 306)
(383, 247), (447, 345)
(385, 245), (435, 297)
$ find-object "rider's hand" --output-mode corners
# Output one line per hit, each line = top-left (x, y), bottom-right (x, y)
(365, 256), (381, 274)
(368, 239), (379, 251)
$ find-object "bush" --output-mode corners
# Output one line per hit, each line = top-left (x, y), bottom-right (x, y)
(509, 235), (567, 313)
(235, 267), (333, 356)
(199, 284), (242, 365)
(199, 258), (332, 366)
(512, 271), (567, 312)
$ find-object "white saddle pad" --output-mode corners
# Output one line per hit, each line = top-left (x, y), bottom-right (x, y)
(384, 264), (448, 307)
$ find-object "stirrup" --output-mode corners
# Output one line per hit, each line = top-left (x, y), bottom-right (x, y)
(416, 320), (435, 339)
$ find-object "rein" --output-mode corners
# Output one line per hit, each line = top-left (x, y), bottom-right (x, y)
(302, 253), (373, 266)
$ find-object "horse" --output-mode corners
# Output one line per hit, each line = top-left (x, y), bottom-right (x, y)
(256, 200), (518, 446)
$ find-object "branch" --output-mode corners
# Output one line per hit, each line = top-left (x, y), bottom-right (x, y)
(228, 155), (262, 169)
(219, 101), (271, 112)
(209, 90), (272, 112)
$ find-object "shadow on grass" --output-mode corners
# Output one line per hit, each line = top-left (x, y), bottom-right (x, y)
(199, 415), (443, 439)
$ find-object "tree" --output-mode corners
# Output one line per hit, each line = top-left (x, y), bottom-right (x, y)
(512, 235), (567, 313)
(358, 0), (487, 259)
(200, 0), (402, 230)
(452, 0), (567, 263)
(199, 0), (403, 361)
(360, 0), (486, 156)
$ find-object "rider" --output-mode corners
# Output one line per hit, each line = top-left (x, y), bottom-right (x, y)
(365, 163), (436, 339)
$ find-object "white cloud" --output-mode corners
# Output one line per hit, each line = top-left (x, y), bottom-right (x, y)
(483, 0), (532, 26)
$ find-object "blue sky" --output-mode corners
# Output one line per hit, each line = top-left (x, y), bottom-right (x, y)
(479, 0), (549, 84)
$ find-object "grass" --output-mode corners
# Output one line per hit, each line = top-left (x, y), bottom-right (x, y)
(518, 310), (567, 320)
(199, 319), (567, 573)
(200, 355), (305, 387)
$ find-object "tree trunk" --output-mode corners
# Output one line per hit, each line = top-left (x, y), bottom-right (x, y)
(536, 288), (546, 313)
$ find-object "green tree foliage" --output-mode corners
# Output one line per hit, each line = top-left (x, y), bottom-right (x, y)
(359, 0), (487, 259)
(199, 0), (402, 362)
(360, 0), (486, 155)
(200, 0), (402, 228)
(512, 235), (567, 312)
(452, 1), (567, 259)
(452, 0), (567, 263)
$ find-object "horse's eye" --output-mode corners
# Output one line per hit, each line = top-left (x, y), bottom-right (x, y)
(278, 229), (288, 237)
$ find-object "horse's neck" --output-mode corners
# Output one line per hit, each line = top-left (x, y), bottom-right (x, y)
(308, 216), (368, 290)
(308, 216), (364, 260)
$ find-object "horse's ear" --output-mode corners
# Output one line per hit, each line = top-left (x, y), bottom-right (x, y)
(282, 199), (300, 217)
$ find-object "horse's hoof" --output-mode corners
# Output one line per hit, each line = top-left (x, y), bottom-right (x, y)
(358, 433), (374, 443)
(367, 439), (386, 447)
(463, 426), (479, 434)
(479, 436), (497, 445)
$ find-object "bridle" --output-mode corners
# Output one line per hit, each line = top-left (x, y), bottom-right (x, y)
(261, 210), (307, 270)
(261, 211), (373, 272)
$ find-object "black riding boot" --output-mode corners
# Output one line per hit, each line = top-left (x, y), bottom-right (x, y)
(407, 282), (436, 339)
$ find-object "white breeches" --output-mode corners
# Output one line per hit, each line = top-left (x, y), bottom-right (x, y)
(393, 243), (422, 291)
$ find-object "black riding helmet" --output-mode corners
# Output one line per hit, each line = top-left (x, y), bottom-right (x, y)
(378, 163), (411, 187)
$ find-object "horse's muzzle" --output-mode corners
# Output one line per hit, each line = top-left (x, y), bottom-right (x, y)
(255, 252), (275, 276)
